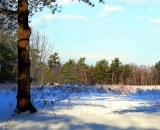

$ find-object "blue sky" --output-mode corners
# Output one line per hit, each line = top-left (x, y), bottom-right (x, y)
(30, 0), (160, 66)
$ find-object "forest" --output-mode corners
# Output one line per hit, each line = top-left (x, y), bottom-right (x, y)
(1, 1), (160, 129)
(1, 28), (160, 86)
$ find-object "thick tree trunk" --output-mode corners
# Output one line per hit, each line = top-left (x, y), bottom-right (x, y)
(17, 0), (36, 113)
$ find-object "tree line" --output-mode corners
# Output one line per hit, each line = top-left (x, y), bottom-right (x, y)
(1, 29), (160, 86)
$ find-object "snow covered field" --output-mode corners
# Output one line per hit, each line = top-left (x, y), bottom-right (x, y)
(0, 84), (160, 130)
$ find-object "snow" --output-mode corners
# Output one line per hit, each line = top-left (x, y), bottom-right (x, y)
(0, 84), (160, 130)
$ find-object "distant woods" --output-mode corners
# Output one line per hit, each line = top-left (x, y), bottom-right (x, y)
(0, 29), (160, 86)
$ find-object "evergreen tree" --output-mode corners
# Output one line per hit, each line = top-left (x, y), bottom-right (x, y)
(93, 59), (109, 84)
(0, 34), (18, 82)
(155, 61), (160, 84)
(86, 65), (95, 85)
(60, 59), (78, 84)
(155, 61), (160, 71)
(48, 52), (61, 69)
(122, 64), (131, 85)
(41, 67), (54, 84)
(47, 52), (61, 82)
(75, 57), (88, 85)
(109, 57), (122, 84)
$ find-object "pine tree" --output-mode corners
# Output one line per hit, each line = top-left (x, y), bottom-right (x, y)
(109, 57), (122, 84)
(155, 61), (160, 84)
(86, 65), (95, 85)
(60, 59), (77, 84)
(93, 59), (109, 85)
(48, 52), (61, 69)
(0, 34), (18, 82)
(47, 52), (61, 82)
(42, 67), (54, 84)
(122, 64), (131, 85)
(75, 57), (88, 85)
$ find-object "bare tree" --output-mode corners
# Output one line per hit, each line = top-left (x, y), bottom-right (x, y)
(30, 29), (53, 83)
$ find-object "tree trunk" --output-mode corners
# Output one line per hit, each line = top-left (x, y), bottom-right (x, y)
(17, 0), (36, 113)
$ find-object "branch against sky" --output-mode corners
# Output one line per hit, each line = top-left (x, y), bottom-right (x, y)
(0, 0), (105, 16)
(0, 0), (104, 31)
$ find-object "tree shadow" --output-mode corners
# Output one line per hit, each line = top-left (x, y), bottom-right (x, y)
(3, 112), (158, 130)
(114, 104), (160, 114)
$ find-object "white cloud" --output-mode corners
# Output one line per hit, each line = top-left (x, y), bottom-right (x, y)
(41, 14), (90, 22)
(100, 5), (124, 16)
(148, 7), (152, 11)
(137, 16), (146, 20)
(31, 19), (41, 25)
(117, 0), (160, 4)
(40, 14), (108, 28)
(61, 53), (125, 61)
(94, 19), (114, 28)
(137, 16), (160, 24)
(106, 19), (113, 22)
(31, 14), (91, 29)
(148, 18), (160, 24)
(57, 0), (77, 5)
(32, 13), (105, 29)
(117, 0), (146, 4)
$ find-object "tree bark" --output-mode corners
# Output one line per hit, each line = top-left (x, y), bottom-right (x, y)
(17, 0), (36, 113)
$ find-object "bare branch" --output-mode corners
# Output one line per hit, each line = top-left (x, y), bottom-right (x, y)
(0, 8), (17, 14)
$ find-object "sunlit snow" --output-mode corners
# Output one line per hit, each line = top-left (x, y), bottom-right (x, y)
(0, 84), (160, 130)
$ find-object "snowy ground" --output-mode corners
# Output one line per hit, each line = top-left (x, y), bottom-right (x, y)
(0, 84), (160, 130)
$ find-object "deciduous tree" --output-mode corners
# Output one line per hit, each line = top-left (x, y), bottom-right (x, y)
(30, 29), (53, 83)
